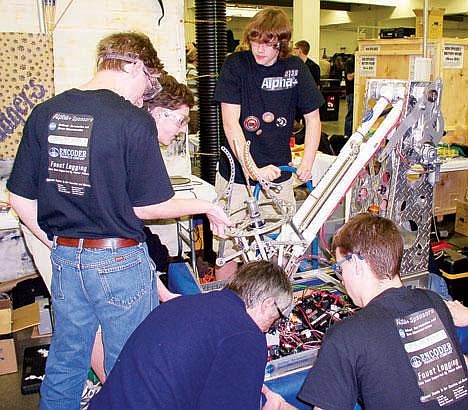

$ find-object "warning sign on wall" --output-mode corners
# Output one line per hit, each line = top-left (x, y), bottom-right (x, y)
(443, 44), (464, 69)
(359, 55), (377, 77)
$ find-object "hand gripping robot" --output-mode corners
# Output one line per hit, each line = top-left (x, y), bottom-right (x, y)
(216, 79), (444, 281)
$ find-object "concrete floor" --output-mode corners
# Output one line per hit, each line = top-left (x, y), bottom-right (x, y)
(0, 328), (50, 409)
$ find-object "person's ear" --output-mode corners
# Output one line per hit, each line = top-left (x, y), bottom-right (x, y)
(261, 297), (275, 315)
(122, 62), (133, 74)
(353, 255), (364, 276)
(124, 60), (144, 78)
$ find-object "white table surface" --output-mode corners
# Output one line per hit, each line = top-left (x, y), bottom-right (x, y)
(439, 157), (468, 172)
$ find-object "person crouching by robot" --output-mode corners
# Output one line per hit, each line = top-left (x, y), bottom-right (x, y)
(296, 213), (468, 409)
(88, 260), (293, 410)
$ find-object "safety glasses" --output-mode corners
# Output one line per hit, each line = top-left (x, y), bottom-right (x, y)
(250, 40), (279, 50)
(331, 253), (364, 281)
(159, 107), (190, 128)
(274, 300), (293, 321)
(99, 52), (162, 101)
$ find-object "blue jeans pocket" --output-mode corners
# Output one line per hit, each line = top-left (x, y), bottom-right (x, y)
(97, 250), (151, 309)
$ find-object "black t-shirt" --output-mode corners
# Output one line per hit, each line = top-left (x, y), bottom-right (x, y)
(299, 287), (468, 410)
(345, 55), (355, 96)
(305, 58), (321, 88)
(214, 51), (324, 184)
(7, 89), (174, 242)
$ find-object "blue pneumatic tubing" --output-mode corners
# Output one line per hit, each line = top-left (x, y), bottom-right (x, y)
(253, 166), (313, 198)
(253, 166), (319, 269)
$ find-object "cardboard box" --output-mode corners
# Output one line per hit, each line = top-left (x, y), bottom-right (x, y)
(433, 170), (468, 217)
(455, 200), (468, 237)
(0, 338), (17, 375)
(0, 300), (40, 335)
(0, 298), (12, 334)
(413, 8), (445, 39)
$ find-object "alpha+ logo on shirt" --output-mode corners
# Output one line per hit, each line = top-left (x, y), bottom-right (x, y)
(261, 69), (298, 91)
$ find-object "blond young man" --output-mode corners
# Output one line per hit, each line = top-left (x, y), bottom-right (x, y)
(214, 8), (323, 271)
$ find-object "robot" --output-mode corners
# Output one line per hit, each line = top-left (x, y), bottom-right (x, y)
(216, 79), (444, 281)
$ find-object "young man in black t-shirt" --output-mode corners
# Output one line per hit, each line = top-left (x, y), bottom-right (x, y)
(298, 213), (468, 409)
(214, 8), (323, 273)
(293, 40), (321, 88)
(7, 32), (230, 409)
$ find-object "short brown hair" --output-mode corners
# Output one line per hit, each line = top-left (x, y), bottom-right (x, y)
(96, 32), (164, 73)
(243, 7), (292, 60)
(226, 261), (292, 309)
(332, 213), (403, 280)
(144, 74), (194, 111)
(294, 40), (310, 55)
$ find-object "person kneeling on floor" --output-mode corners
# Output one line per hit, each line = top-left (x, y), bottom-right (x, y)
(89, 260), (293, 410)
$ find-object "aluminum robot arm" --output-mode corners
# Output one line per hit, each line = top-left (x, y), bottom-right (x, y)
(279, 84), (407, 276)
(215, 82), (408, 275)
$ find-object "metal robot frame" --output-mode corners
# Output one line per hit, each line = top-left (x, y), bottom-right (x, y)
(216, 78), (444, 279)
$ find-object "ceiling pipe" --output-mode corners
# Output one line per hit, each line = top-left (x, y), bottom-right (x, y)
(423, 0), (428, 58)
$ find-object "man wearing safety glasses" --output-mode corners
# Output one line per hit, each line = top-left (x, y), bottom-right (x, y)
(144, 74), (192, 146)
(214, 8), (324, 276)
(7, 32), (230, 410)
(89, 261), (293, 410)
(297, 213), (468, 409)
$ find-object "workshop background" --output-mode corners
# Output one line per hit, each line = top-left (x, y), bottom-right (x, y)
(1, 1), (467, 409)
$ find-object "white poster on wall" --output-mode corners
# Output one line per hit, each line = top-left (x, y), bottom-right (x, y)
(359, 55), (377, 77)
(443, 44), (464, 69)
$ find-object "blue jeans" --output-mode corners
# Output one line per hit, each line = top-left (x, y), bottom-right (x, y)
(427, 272), (452, 301)
(40, 241), (157, 410)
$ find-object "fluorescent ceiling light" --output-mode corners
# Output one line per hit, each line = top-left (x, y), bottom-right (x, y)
(226, 6), (261, 18)
(325, 0), (400, 5)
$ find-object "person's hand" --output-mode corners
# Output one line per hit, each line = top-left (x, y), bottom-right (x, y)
(295, 158), (313, 183)
(206, 203), (232, 237)
(258, 165), (282, 182)
(446, 300), (468, 327)
(159, 290), (181, 303)
(262, 385), (296, 410)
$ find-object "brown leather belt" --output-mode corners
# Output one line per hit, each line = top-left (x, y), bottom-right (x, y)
(56, 237), (138, 249)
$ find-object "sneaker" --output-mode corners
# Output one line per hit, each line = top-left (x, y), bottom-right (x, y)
(80, 378), (102, 409)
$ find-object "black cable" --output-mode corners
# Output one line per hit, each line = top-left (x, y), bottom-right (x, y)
(157, 0), (165, 25)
